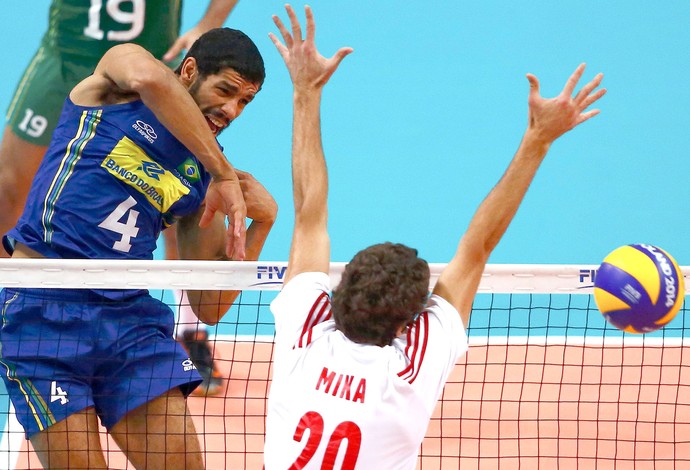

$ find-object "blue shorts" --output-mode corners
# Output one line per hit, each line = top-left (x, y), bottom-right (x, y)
(0, 288), (202, 439)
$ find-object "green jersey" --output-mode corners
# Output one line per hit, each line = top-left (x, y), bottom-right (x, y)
(43, 0), (183, 62)
(7, 0), (185, 145)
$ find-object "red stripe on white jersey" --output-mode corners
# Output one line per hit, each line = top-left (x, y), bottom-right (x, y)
(397, 312), (430, 384)
(296, 291), (331, 349)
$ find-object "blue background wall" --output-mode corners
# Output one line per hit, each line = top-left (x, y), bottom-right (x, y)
(2, 1), (689, 454)
(2, 1), (689, 267)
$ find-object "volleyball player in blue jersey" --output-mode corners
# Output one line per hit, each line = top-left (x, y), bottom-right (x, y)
(0, 0), (243, 398)
(0, 28), (276, 469)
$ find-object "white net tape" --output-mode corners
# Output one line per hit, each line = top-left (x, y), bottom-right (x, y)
(2, 259), (689, 294)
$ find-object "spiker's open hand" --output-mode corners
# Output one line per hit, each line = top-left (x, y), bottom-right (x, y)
(269, 5), (353, 91)
(526, 63), (607, 144)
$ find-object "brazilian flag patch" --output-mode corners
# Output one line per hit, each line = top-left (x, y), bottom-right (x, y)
(178, 158), (200, 183)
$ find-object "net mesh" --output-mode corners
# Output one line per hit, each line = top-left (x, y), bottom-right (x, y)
(0, 260), (688, 469)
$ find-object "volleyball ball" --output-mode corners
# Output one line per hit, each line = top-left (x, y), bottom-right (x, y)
(593, 244), (685, 333)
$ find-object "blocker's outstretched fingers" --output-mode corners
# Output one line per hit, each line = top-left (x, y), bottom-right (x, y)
(574, 73), (603, 104)
(285, 4), (303, 42)
(562, 63), (586, 98)
(270, 3), (353, 91)
(271, 12), (293, 48)
(305, 5), (316, 43)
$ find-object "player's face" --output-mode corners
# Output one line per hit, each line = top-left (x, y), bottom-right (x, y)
(188, 69), (260, 137)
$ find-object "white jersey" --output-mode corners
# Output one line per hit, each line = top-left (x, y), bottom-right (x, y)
(264, 272), (467, 470)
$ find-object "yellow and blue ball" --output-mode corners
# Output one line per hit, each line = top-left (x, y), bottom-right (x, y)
(593, 244), (685, 333)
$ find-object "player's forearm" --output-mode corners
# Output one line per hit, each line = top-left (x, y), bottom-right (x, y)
(188, 219), (275, 324)
(461, 129), (549, 258)
(197, 0), (239, 30)
(292, 91), (328, 222)
(434, 130), (549, 322)
(187, 290), (233, 325)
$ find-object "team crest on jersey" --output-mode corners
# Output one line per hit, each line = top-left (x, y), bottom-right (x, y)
(177, 158), (200, 183)
(140, 161), (166, 180)
(102, 136), (190, 212)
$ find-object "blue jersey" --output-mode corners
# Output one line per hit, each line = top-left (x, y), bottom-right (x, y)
(4, 98), (212, 260)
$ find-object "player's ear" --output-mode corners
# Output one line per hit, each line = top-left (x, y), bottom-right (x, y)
(178, 57), (199, 87)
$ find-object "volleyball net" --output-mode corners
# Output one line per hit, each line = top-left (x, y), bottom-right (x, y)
(0, 260), (688, 469)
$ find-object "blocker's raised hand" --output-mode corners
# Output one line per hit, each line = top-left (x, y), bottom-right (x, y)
(269, 4), (353, 91)
(526, 63), (606, 144)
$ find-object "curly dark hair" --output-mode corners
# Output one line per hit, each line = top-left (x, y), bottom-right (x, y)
(331, 243), (430, 347)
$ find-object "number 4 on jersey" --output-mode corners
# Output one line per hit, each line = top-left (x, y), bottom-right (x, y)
(99, 196), (140, 252)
